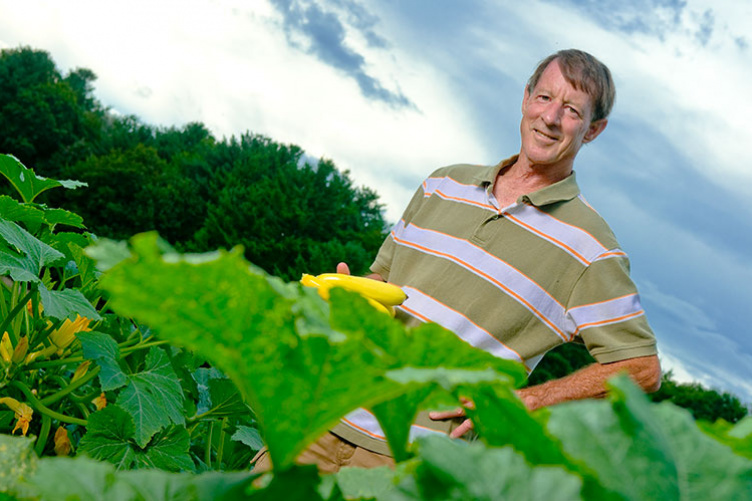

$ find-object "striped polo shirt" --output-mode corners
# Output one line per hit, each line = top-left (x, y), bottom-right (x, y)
(331, 155), (657, 454)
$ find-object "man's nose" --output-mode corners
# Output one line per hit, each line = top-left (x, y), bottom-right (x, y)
(541, 103), (562, 126)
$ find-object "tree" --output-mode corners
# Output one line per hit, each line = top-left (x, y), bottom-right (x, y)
(0, 47), (104, 178)
(192, 134), (387, 280)
(649, 373), (749, 423)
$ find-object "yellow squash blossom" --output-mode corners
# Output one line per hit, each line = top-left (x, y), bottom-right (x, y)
(92, 392), (107, 411)
(54, 426), (72, 456)
(0, 332), (12, 363)
(0, 397), (33, 436)
(49, 315), (92, 353)
(11, 336), (28, 364)
(71, 360), (91, 383)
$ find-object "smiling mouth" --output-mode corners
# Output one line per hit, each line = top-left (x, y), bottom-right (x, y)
(534, 128), (558, 141)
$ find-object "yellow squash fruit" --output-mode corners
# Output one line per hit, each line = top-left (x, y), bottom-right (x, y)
(312, 273), (407, 306)
(300, 273), (405, 316)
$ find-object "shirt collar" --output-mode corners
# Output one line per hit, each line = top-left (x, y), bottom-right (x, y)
(473, 154), (581, 207)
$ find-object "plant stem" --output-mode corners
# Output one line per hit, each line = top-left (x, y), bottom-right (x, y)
(9, 380), (87, 426)
(120, 340), (170, 356)
(205, 422), (214, 469)
(216, 417), (228, 470)
(0, 286), (35, 346)
(41, 366), (100, 407)
(26, 356), (85, 371)
(35, 414), (51, 456)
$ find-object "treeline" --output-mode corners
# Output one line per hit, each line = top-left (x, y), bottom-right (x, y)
(1, 46), (747, 423)
(0, 46), (387, 281)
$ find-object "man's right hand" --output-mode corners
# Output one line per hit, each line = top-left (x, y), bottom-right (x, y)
(336, 262), (351, 275)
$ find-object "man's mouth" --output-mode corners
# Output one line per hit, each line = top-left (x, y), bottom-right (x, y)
(534, 128), (558, 141)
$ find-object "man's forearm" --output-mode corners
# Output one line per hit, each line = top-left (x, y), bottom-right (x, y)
(517, 355), (661, 411)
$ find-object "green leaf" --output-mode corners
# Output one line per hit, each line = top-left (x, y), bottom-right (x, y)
(78, 405), (139, 470)
(698, 416), (752, 460)
(0, 153), (86, 203)
(193, 368), (249, 417)
(232, 426), (265, 451)
(0, 434), (38, 497)
(0, 195), (45, 228)
(117, 346), (186, 447)
(78, 405), (193, 472)
(546, 375), (752, 500)
(470, 383), (568, 465)
(248, 465), (338, 501)
(78, 330), (128, 390)
(38, 284), (101, 321)
(93, 233), (527, 470)
(401, 435), (582, 501)
(85, 237), (132, 271)
(0, 219), (64, 280)
(334, 465), (399, 500)
(131, 426), (194, 471)
(38, 207), (86, 229)
(27, 456), (135, 501)
(0, 245), (39, 281)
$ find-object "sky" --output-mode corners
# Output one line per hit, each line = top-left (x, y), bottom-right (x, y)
(2, 0), (751, 404)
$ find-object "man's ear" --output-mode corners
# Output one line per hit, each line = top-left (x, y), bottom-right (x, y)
(521, 87), (530, 114)
(583, 118), (608, 144)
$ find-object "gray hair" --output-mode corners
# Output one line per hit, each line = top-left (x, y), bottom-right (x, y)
(526, 49), (615, 122)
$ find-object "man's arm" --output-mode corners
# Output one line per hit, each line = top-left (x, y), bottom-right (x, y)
(517, 354), (661, 411)
(432, 354), (661, 438)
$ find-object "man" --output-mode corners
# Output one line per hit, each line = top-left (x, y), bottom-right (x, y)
(252, 48), (661, 473)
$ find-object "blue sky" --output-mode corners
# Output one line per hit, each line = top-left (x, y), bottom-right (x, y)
(2, 0), (751, 404)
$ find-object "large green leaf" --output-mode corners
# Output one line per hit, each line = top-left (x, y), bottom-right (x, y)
(92, 232), (526, 470)
(0, 219), (64, 280)
(390, 435), (582, 501)
(194, 368), (249, 417)
(334, 465), (400, 500)
(698, 416), (752, 460)
(78, 405), (193, 472)
(0, 153), (86, 203)
(117, 347), (186, 447)
(38, 284), (101, 321)
(0, 195), (45, 229)
(77, 333), (184, 446)
(78, 330), (128, 390)
(546, 375), (752, 500)
(0, 434), (37, 498)
(0, 195), (85, 231)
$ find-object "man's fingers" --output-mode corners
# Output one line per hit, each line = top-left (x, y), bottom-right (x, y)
(449, 419), (474, 438)
(429, 407), (466, 420)
(336, 262), (351, 275)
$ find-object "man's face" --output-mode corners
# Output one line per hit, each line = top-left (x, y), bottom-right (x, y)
(519, 60), (607, 174)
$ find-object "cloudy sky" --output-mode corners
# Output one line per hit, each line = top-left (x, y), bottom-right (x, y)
(2, 0), (751, 404)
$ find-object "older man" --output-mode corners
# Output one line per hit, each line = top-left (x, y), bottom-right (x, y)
(253, 48), (661, 473)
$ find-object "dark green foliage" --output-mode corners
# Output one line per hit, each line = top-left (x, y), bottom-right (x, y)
(526, 342), (596, 387)
(649, 372), (749, 424)
(0, 47), (105, 179)
(0, 46), (388, 280)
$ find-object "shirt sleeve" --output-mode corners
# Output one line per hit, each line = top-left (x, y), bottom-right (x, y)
(566, 252), (658, 363)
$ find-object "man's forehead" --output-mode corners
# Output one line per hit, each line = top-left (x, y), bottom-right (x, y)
(532, 61), (595, 108)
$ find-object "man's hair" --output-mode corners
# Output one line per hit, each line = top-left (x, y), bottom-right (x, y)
(526, 49), (615, 122)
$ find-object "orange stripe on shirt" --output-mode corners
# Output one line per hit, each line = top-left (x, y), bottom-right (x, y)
(392, 229), (568, 341)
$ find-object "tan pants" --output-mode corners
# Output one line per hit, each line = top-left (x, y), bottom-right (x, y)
(251, 432), (394, 474)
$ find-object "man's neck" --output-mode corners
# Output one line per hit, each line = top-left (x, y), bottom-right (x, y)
(492, 157), (572, 208)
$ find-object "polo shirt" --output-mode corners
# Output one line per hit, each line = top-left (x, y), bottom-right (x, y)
(331, 155), (658, 454)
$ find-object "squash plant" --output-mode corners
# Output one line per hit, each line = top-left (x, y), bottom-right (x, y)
(1, 153), (751, 500)
(0, 154), (261, 472)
